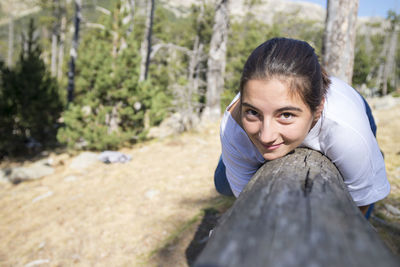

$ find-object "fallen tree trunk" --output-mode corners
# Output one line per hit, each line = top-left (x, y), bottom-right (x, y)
(195, 148), (398, 267)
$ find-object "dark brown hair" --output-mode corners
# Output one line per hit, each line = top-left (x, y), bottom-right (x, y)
(239, 37), (331, 112)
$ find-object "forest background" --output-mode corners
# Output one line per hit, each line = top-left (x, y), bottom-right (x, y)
(0, 0), (399, 157)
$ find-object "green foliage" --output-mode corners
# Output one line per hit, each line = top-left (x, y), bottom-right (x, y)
(0, 19), (63, 156)
(57, 1), (169, 150)
(150, 3), (214, 112)
(223, 20), (278, 108)
(272, 11), (324, 54)
(352, 38), (372, 86)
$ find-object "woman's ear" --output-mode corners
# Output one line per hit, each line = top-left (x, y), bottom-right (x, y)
(314, 97), (325, 122)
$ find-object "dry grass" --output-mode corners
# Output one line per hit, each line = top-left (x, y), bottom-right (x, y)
(0, 123), (222, 266)
(374, 103), (400, 207)
(370, 103), (400, 254)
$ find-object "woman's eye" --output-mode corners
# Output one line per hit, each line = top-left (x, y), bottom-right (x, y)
(245, 109), (258, 117)
(280, 113), (293, 120)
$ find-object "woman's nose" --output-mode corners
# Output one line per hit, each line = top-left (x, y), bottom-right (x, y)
(259, 120), (278, 144)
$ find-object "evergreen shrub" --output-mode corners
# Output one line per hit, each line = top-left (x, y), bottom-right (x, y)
(0, 19), (63, 157)
(57, 5), (170, 151)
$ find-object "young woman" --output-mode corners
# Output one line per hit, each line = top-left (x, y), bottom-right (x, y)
(214, 37), (390, 218)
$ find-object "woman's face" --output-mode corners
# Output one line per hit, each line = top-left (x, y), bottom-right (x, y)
(241, 78), (316, 161)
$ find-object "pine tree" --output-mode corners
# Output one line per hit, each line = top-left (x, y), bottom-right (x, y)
(57, 1), (168, 150)
(0, 19), (63, 156)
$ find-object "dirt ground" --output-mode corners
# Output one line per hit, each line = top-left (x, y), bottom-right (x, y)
(0, 101), (400, 266)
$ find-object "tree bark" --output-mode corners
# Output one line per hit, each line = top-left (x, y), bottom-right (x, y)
(111, 6), (121, 60)
(67, 0), (82, 103)
(122, 0), (135, 37)
(195, 148), (398, 267)
(7, 14), (14, 67)
(183, 2), (206, 127)
(106, 102), (121, 134)
(374, 32), (390, 94)
(51, 30), (58, 77)
(95, 5), (111, 15)
(382, 23), (399, 95)
(57, 9), (66, 80)
(50, 0), (60, 77)
(139, 0), (155, 82)
(322, 0), (359, 84)
(203, 0), (229, 121)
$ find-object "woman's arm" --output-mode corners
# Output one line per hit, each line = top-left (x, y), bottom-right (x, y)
(321, 123), (389, 207)
(228, 98), (241, 126)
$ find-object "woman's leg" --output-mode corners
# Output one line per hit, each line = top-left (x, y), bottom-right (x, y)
(365, 203), (375, 220)
(360, 95), (377, 219)
(214, 156), (234, 196)
(360, 95), (377, 137)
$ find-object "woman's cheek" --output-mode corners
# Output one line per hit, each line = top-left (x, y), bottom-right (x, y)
(284, 121), (311, 141)
(279, 123), (303, 141)
(243, 120), (259, 136)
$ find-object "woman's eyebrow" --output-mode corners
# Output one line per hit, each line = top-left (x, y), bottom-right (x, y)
(242, 102), (303, 113)
(276, 106), (303, 113)
(241, 102), (258, 110)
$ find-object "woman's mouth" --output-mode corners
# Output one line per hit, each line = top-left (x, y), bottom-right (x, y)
(262, 142), (283, 150)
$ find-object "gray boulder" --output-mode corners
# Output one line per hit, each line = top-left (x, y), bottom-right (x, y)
(0, 169), (11, 183)
(69, 152), (99, 171)
(147, 112), (200, 139)
(4, 161), (54, 184)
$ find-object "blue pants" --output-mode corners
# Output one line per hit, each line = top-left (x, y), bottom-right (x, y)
(214, 95), (377, 218)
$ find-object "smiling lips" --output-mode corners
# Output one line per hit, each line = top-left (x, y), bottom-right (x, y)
(262, 142), (284, 151)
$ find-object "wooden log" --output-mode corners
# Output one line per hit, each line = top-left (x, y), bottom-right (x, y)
(195, 148), (399, 267)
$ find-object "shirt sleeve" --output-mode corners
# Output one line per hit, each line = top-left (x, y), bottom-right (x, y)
(221, 139), (261, 197)
(220, 109), (264, 197)
(321, 122), (390, 206)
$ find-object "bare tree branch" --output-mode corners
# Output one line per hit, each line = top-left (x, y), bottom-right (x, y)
(150, 43), (192, 59)
(95, 5), (111, 16)
(84, 22), (106, 30)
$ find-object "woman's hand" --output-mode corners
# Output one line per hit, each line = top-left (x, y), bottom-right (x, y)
(359, 205), (370, 215)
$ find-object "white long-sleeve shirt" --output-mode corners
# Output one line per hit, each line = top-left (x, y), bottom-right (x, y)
(220, 77), (390, 206)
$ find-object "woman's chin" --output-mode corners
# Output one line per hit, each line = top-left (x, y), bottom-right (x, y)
(261, 151), (284, 161)
(260, 148), (292, 161)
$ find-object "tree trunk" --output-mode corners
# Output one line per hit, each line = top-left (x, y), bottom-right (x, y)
(118, 0), (135, 52)
(106, 102), (121, 134)
(382, 23), (399, 95)
(50, 0), (60, 77)
(374, 32), (390, 94)
(122, 0), (135, 37)
(51, 33), (58, 77)
(191, 1), (206, 98)
(7, 15), (14, 67)
(57, 9), (67, 80)
(195, 148), (398, 267)
(203, 0), (229, 121)
(322, 0), (359, 84)
(189, 40), (204, 101)
(111, 6), (121, 61)
(67, 0), (82, 103)
(139, 0), (155, 82)
(183, 2), (205, 127)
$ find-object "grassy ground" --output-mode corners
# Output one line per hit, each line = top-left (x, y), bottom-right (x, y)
(369, 103), (400, 255)
(0, 122), (224, 266)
